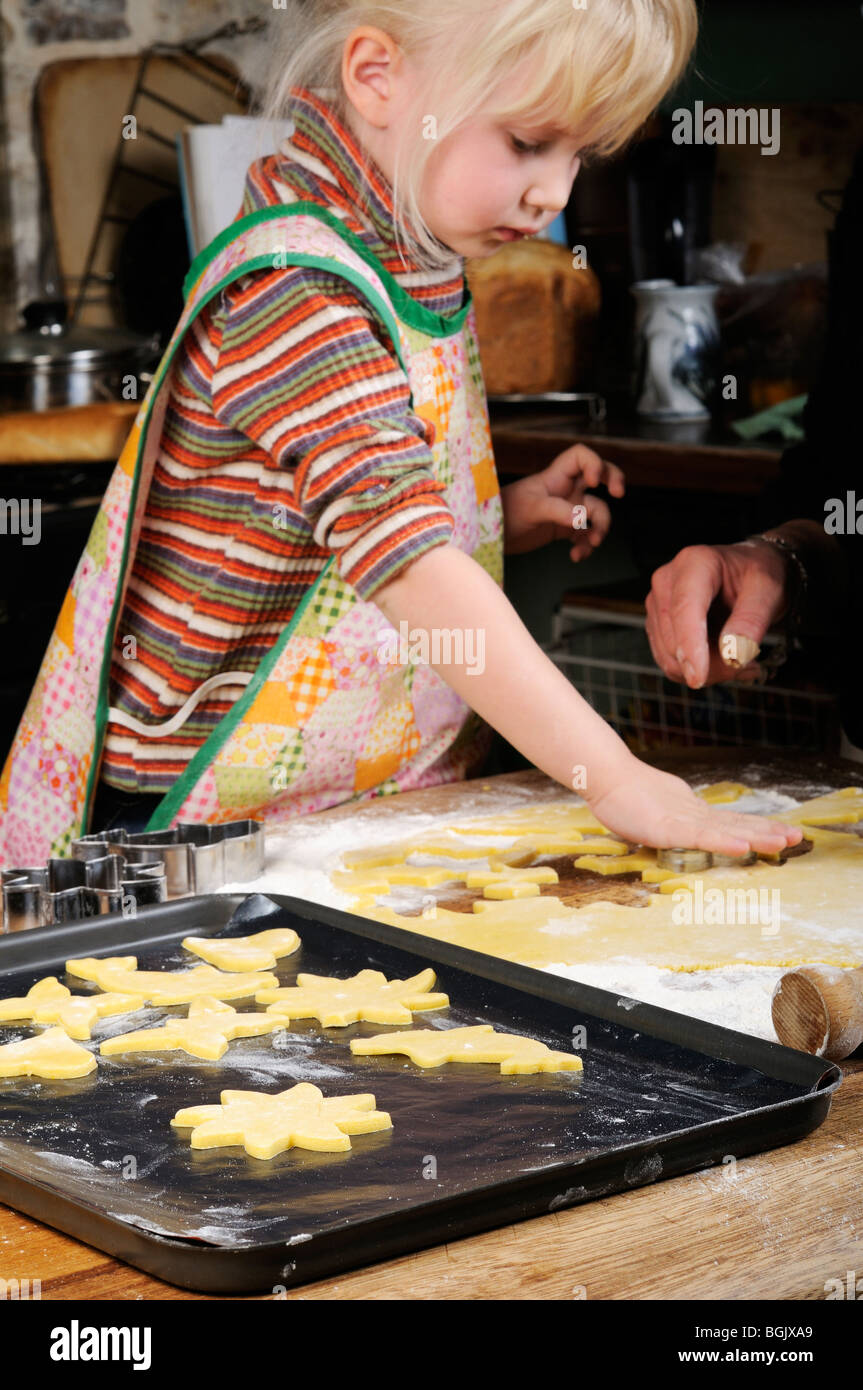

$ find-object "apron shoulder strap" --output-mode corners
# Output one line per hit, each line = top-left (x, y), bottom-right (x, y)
(182, 202), (405, 374)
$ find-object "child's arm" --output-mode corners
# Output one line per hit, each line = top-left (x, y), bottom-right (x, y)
(374, 545), (801, 855)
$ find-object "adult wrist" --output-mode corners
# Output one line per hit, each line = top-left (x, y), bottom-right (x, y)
(740, 530), (810, 677)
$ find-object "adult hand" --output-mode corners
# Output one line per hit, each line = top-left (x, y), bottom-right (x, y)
(645, 539), (791, 688)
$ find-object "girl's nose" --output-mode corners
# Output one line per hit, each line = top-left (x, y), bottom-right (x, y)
(525, 170), (576, 220)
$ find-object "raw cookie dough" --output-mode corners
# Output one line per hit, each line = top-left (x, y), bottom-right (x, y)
(0, 1026), (96, 1079)
(482, 881), (540, 900)
(464, 867), (559, 888)
(171, 1082), (392, 1159)
(785, 788), (863, 825)
(697, 782), (748, 804)
(351, 1024), (583, 1074)
(572, 852), (655, 875)
(342, 839), (507, 868)
(342, 787), (863, 971)
(65, 956), (278, 1004)
(257, 968), (449, 1026)
(332, 866), (469, 893)
(181, 928), (300, 973)
(449, 805), (605, 836)
(0, 977), (146, 1039)
(100, 996), (284, 1061)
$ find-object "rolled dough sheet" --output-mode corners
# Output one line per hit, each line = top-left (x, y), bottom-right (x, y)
(339, 787), (863, 972)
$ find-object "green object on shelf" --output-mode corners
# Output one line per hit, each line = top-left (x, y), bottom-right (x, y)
(731, 394), (808, 444)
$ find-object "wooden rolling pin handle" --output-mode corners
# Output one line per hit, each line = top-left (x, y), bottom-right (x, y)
(771, 965), (863, 1061)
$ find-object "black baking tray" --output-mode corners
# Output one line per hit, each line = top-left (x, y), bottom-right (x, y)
(0, 892), (841, 1295)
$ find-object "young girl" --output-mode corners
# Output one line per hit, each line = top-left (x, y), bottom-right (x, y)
(0, 0), (801, 864)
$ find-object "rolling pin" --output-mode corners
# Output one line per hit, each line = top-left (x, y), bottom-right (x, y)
(771, 965), (863, 1060)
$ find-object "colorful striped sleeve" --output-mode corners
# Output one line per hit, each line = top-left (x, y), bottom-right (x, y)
(207, 265), (456, 598)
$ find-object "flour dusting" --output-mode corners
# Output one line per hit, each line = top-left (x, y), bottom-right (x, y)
(214, 781), (857, 1044)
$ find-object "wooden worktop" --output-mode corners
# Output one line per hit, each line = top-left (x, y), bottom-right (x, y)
(1, 755), (860, 1301)
(0, 401), (784, 501)
(490, 404), (783, 494)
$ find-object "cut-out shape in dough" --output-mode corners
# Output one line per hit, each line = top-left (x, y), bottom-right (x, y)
(696, 781), (748, 804)
(171, 1082), (392, 1159)
(364, 823), (863, 970)
(492, 834), (587, 862)
(482, 881), (540, 899)
(341, 843), (417, 868)
(258, 968), (449, 1026)
(565, 838), (629, 856)
(0, 977), (146, 1039)
(351, 1024), (583, 1074)
(332, 865), (467, 893)
(573, 852), (655, 875)
(785, 787), (863, 825)
(641, 866), (681, 884)
(449, 805), (605, 836)
(656, 875), (698, 894)
(100, 996), (284, 1060)
(341, 787), (863, 971)
(0, 1026), (96, 1079)
(181, 928), (300, 973)
(65, 956), (278, 1004)
(464, 866), (558, 888)
(342, 840), (502, 868)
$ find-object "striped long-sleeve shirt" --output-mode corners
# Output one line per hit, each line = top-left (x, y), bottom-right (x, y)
(102, 87), (470, 793)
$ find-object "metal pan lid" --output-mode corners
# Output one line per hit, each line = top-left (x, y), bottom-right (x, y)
(0, 325), (159, 370)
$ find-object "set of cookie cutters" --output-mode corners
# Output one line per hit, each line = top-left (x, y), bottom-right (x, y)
(1, 820), (264, 933)
(1, 857), (166, 933)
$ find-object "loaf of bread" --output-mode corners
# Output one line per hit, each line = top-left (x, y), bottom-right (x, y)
(466, 238), (601, 395)
(0, 401), (138, 464)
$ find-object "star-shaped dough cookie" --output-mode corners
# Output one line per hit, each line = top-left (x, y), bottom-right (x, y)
(181, 927), (301, 973)
(65, 955), (278, 1005)
(0, 1026), (97, 1079)
(101, 996), (284, 1061)
(0, 977), (146, 1040)
(257, 967), (449, 1026)
(351, 1024), (583, 1074)
(171, 1082), (392, 1159)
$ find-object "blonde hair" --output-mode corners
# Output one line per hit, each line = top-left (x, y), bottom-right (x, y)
(261, 1), (698, 273)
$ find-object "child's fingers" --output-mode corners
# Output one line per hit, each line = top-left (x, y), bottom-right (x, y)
(535, 496), (614, 562)
(548, 444), (626, 497)
(666, 810), (803, 856)
(536, 493), (611, 541)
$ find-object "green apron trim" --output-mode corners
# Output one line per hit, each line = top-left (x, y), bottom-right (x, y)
(144, 557), (338, 830)
(183, 202), (473, 338)
(85, 205), (449, 831)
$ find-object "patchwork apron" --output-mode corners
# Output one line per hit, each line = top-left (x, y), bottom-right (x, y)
(0, 203), (503, 864)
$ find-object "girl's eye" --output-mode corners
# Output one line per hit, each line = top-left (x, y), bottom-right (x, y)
(510, 136), (546, 156)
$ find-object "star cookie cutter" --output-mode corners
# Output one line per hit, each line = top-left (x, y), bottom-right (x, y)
(2, 856), (166, 934)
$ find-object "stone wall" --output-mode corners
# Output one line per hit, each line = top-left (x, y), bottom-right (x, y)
(0, 0), (269, 330)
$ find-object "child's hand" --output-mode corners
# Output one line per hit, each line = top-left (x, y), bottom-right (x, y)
(502, 444), (626, 559)
(586, 758), (804, 855)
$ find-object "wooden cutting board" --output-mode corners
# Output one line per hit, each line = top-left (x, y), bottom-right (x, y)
(37, 53), (247, 328)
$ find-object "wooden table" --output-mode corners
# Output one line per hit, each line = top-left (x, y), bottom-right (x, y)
(1, 759), (861, 1301)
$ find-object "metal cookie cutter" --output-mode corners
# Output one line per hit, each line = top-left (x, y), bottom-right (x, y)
(2, 857), (166, 934)
(71, 819), (265, 898)
(656, 847), (758, 872)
